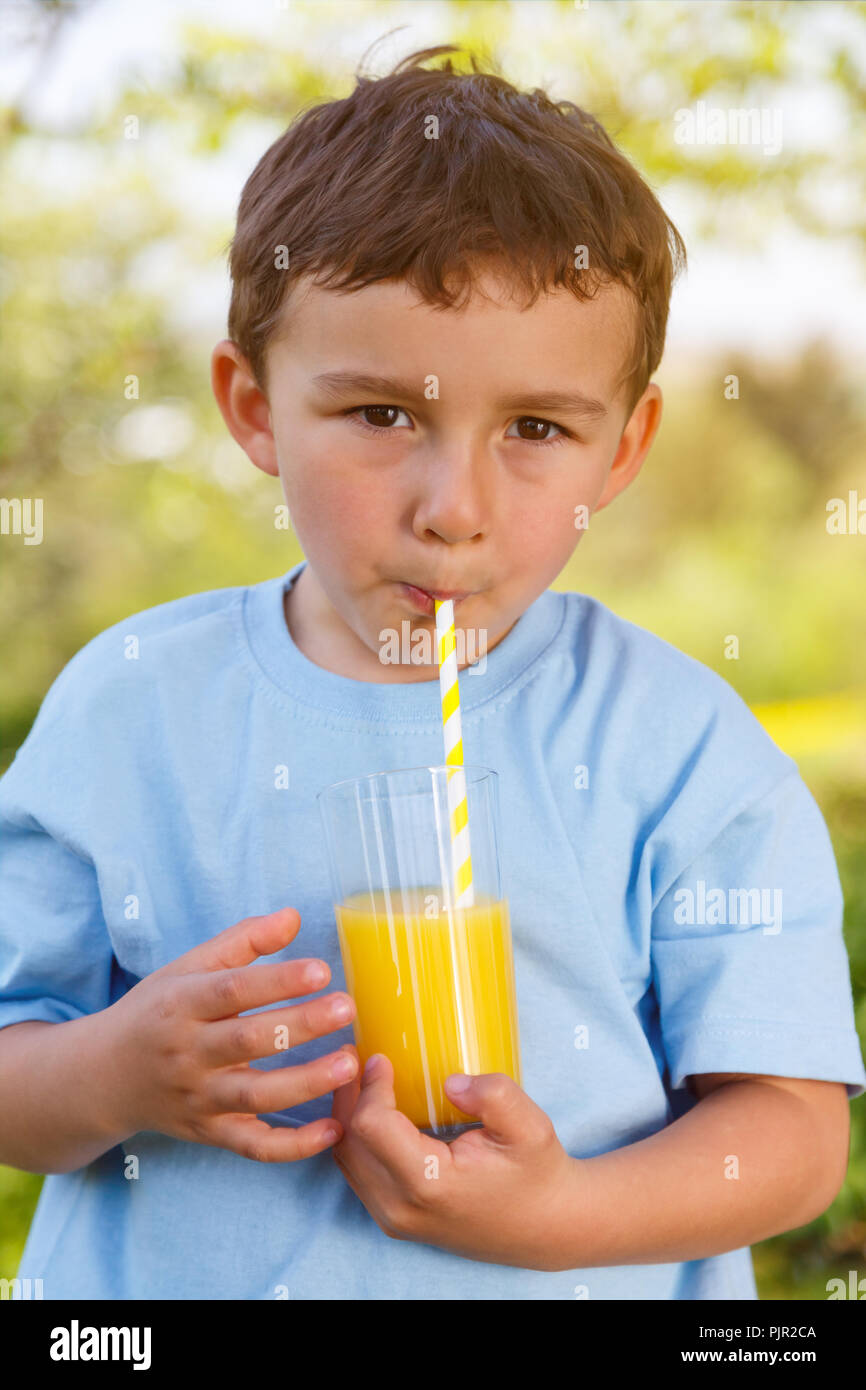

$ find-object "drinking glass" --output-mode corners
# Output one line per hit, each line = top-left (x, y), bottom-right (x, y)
(317, 765), (521, 1140)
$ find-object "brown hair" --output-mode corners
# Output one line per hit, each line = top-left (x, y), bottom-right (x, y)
(227, 45), (686, 417)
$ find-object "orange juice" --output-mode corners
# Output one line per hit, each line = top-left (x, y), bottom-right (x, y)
(335, 886), (521, 1131)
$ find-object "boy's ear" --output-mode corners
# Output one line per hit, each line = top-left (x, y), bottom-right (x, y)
(210, 339), (279, 477)
(594, 383), (662, 514)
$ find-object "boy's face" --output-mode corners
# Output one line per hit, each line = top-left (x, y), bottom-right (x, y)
(211, 266), (661, 681)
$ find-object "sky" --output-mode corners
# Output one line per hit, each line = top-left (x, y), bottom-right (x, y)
(2, 0), (865, 376)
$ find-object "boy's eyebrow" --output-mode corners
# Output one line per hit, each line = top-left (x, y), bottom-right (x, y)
(312, 371), (609, 421)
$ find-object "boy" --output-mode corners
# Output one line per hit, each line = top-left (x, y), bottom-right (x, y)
(1, 47), (863, 1300)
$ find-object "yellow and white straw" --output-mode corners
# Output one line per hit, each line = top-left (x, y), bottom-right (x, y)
(434, 599), (474, 909)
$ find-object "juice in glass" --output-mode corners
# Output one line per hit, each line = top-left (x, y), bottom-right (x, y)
(335, 885), (521, 1132)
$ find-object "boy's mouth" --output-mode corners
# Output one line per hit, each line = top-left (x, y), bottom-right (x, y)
(397, 582), (474, 615)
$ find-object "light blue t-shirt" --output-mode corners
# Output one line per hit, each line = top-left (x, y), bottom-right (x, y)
(2, 559), (863, 1300)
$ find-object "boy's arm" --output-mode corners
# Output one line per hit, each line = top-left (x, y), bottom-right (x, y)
(552, 1073), (850, 1269)
(0, 1016), (131, 1174)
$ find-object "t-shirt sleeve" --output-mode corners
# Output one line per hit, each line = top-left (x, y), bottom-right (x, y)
(650, 769), (866, 1101)
(0, 669), (118, 1030)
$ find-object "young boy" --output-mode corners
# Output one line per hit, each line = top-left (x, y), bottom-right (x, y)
(1, 47), (863, 1301)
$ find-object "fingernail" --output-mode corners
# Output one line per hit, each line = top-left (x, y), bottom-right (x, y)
(447, 1074), (471, 1092)
(364, 1053), (383, 1078)
(332, 1054), (357, 1081)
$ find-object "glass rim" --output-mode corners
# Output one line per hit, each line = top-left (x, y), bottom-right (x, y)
(316, 763), (497, 801)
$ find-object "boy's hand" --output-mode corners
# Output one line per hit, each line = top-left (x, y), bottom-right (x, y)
(329, 1047), (579, 1271)
(100, 906), (358, 1161)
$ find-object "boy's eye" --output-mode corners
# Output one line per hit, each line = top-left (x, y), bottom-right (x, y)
(506, 416), (564, 443)
(352, 405), (413, 430)
(348, 406), (569, 446)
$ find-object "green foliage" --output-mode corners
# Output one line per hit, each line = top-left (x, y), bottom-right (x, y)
(0, 1167), (42, 1280)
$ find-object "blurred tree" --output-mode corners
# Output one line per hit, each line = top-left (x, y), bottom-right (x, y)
(728, 339), (866, 494)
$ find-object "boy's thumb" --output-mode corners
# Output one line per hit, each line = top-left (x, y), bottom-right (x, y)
(444, 1072), (531, 1146)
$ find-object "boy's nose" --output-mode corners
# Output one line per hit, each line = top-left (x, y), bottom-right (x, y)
(411, 447), (491, 545)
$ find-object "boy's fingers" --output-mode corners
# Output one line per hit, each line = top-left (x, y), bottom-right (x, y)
(208, 1048), (359, 1114)
(330, 1044), (363, 1131)
(204, 1112), (342, 1163)
(188, 958), (339, 1021)
(338, 1053), (421, 1176)
(199, 993), (354, 1063)
(157, 906), (303, 977)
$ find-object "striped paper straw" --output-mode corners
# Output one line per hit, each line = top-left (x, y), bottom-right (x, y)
(434, 599), (475, 909)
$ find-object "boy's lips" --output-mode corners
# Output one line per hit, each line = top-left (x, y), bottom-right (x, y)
(397, 582), (475, 615)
